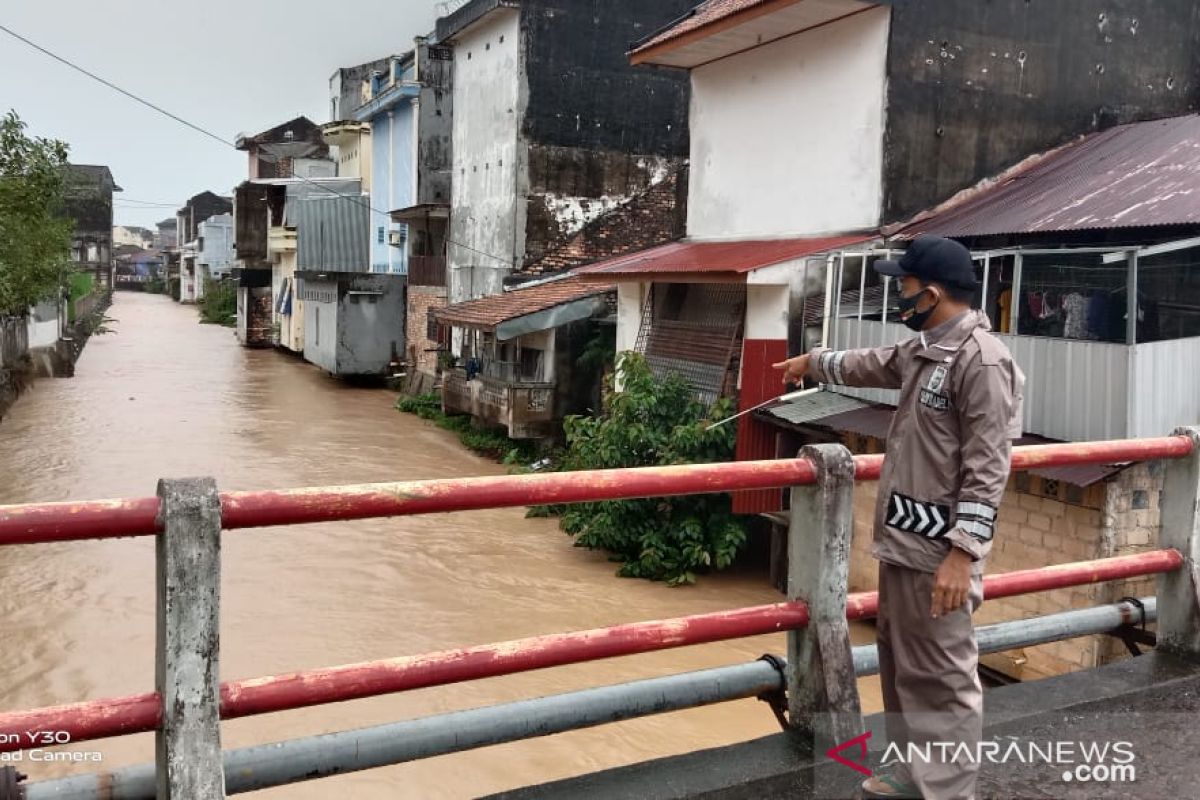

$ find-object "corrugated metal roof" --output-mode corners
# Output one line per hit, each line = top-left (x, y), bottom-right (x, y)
(761, 389), (873, 426)
(574, 235), (872, 280)
(435, 275), (614, 331)
(897, 114), (1200, 239)
(295, 194), (370, 271)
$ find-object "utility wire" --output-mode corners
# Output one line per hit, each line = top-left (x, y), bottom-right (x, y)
(0, 21), (513, 267)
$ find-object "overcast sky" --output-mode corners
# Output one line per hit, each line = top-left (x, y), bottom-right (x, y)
(1, 0), (439, 230)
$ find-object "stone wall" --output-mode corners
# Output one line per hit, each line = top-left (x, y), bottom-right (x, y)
(842, 431), (1162, 680)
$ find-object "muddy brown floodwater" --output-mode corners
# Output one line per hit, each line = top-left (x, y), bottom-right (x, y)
(0, 292), (880, 798)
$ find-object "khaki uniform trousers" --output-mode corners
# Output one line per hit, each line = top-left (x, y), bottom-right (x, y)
(876, 561), (985, 800)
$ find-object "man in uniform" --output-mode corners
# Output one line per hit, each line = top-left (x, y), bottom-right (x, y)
(773, 235), (1024, 800)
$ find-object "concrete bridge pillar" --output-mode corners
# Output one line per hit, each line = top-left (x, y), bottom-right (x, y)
(1158, 426), (1200, 659)
(787, 444), (865, 747)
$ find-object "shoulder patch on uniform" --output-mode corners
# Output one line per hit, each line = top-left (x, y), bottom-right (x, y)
(971, 328), (1010, 366)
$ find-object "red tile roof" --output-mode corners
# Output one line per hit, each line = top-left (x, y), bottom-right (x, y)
(574, 235), (873, 279)
(434, 275), (614, 330)
(896, 114), (1200, 239)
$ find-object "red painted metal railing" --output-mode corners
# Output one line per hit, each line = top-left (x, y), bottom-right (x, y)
(0, 435), (1191, 754)
(0, 437), (1189, 547)
(0, 549), (1182, 752)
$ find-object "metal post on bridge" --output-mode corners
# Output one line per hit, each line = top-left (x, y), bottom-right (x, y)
(155, 478), (226, 799)
(1158, 427), (1200, 658)
(787, 444), (865, 746)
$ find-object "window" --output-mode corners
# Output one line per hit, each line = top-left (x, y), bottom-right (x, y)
(377, 226), (385, 244)
(427, 307), (441, 341)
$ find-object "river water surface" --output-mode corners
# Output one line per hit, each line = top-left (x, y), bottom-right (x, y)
(0, 292), (880, 797)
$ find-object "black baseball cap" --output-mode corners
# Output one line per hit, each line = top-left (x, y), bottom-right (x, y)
(873, 235), (978, 290)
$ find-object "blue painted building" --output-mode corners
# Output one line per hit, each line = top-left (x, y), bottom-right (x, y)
(353, 54), (421, 275)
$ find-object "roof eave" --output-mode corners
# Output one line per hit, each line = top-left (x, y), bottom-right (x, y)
(630, 0), (805, 68)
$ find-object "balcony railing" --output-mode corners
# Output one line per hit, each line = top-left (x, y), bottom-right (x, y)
(443, 369), (556, 439)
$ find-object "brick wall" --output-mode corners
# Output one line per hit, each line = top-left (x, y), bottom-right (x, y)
(407, 286), (448, 380)
(841, 431), (1163, 680)
(518, 167), (687, 277)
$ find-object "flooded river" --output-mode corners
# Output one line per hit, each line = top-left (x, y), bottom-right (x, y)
(0, 292), (880, 797)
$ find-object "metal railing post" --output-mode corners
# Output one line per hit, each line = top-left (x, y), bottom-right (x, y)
(1158, 427), (1200, 658)
(155, 478), (226, 799)
(787, 444), (864, 744)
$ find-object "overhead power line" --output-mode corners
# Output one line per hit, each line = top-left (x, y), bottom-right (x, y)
(0, 21), (512, 266)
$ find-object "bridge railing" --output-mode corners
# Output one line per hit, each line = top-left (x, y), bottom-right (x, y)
(0, 430), (1198, 799)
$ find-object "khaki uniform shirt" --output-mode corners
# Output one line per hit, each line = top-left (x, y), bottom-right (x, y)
(807, 310), (1024, 574)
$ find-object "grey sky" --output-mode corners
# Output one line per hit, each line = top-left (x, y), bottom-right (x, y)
(1, 0), (438, 230)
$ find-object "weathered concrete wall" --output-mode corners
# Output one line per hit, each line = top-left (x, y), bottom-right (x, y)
(687, 6), (890, 239)
(448, 8), (524, 305)
(883, 0), (1200, 223)
(335, 275), (406, 375)
(417, 41), (454, 207)
(302, 273), (406, 376)
(520, 0), (692, 158)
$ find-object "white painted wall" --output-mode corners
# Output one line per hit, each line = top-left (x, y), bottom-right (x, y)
(745, 283), (790, 340)
(686, 6), (890, 239)
(27, 300), (62, 349)
(615, 282), (649, 355)
(448, 9), (523, 304)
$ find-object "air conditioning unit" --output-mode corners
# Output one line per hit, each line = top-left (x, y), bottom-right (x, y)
(388, 229), (407, 247)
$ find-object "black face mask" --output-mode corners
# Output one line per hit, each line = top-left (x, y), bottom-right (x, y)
(898, 287), (939, 332)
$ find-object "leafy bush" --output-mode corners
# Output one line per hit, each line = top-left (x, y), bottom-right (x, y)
(0, 112), (73, 315)
(545, 352), (747, 585)
(198, 279), (236, 326)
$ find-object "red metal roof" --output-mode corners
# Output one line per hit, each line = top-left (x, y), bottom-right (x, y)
(574, 235), (872, 280)
(433, 275), (613, 331)
(897, 114), (1200, 239)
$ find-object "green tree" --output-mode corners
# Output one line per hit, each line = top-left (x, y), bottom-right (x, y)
(0, 111), (73, 314)
(547, 352), (748, 585)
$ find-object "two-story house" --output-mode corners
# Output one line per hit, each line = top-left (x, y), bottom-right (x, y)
(330, 39), (455, 392)
(434, 0), (694, 308)
(234, 116), (334, 181)
(176, 191), (232, 304)
(63, 165), (121, 291)
(578, 0), (1200, 679)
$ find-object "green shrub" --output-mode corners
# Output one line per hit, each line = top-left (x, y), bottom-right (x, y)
(198, 279), (236, 326)
(543, 352), (747, 585)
